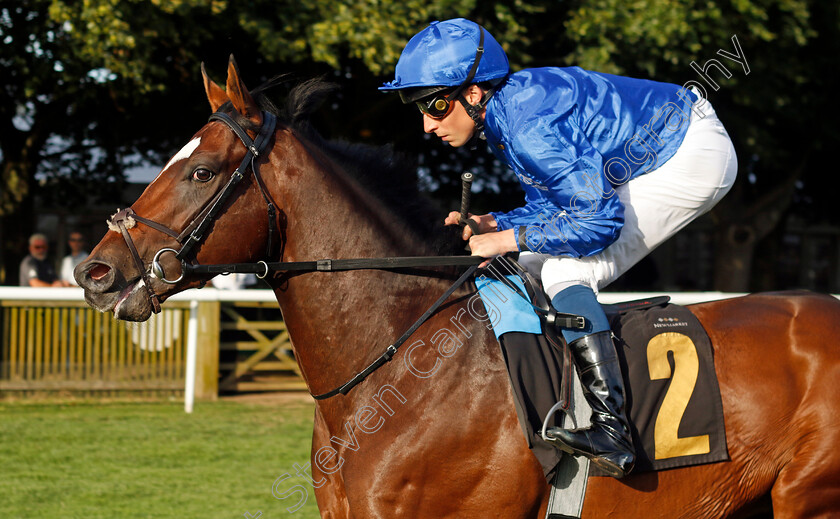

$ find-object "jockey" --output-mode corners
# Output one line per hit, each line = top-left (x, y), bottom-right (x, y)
(380, 18), (737, 478)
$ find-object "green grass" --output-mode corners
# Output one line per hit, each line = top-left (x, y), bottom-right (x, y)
(0, 399), (322, 519)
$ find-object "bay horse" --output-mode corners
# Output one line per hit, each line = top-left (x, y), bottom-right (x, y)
(75, 58), (840, 518)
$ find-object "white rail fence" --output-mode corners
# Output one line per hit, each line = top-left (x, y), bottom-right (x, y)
(3, 287), (834, 412)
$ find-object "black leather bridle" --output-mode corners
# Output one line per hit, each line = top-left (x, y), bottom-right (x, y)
(107, 110), (278, 313)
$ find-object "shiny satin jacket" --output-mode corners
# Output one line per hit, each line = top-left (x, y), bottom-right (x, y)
(485, 67), (696, 257)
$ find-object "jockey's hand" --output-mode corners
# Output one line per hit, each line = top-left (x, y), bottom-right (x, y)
(467, 229), (518, 268)
(444, 212), (497, 241)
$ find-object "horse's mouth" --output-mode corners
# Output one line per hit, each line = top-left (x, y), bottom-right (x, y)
(84, 277), (154, 322)
(115, 279), (153, 321)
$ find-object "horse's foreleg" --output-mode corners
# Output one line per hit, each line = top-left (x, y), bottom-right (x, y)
(311, 406), (352, 518)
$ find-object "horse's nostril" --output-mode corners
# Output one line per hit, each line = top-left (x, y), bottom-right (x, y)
(89, 263), (112, 281)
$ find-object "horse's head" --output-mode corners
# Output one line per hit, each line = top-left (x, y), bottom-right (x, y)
(76, 57), (280, 321)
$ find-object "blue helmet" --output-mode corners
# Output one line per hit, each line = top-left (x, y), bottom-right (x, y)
(380, 19), (509, 94)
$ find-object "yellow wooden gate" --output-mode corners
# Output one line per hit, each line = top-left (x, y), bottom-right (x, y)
(0, 290), (306, 398)
(0, 299), (190, 396)
(218, 301), (304, 392)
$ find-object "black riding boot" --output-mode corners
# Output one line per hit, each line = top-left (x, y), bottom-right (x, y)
(545, 330), (635, 478)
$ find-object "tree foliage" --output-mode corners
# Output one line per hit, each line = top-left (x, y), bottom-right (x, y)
(0, 0), (537, 240)
(0, 0), (836, 289)
(556, 0), (838, 289)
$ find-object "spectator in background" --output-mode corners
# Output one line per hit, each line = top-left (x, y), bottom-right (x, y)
(60, 231), (89, 286)
(19, 233), (71, 287)
(210, 273), (257, 290)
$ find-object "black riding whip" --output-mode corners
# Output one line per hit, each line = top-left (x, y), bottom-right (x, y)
(459, 172), (480, 236)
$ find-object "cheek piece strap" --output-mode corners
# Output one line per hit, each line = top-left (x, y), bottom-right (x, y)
(457, 86), (497, 150)
(445, 27), (502, 149)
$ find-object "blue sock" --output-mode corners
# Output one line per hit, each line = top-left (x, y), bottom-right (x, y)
(550, 285), (610, 343)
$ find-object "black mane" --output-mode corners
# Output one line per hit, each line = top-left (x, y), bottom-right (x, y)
(228, 77), (463, 255)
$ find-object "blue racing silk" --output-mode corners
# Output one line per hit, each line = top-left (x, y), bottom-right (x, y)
(484, 67), (697, 257)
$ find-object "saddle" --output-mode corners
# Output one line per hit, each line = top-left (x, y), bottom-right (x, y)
(476, 256), (728, 479)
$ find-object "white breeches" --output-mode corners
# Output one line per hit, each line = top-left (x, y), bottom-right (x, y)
(520, 96), (738, 299)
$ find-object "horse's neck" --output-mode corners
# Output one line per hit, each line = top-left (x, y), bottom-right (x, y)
(267, 132), (445, 399)
(277, 132), (423, 259)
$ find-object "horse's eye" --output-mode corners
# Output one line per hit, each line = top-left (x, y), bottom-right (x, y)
(192, 168), (214, 182)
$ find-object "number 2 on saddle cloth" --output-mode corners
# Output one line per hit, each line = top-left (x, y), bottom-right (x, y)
(474, 255), (729, 479)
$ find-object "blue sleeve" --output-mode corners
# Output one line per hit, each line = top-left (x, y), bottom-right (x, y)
(490, 203), (542, 229)
(502, 115), (625, 257)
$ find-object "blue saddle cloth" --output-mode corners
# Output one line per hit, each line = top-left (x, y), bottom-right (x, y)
(476, 275), (542, 338)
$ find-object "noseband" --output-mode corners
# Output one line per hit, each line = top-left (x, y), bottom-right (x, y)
(107, 110), (278, 314)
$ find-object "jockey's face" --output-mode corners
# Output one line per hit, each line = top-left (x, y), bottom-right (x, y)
(422, 85), (484, 148)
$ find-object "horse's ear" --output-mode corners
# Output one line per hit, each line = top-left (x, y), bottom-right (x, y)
(225, 55), (262, 125)
(202, 62), (229, 112)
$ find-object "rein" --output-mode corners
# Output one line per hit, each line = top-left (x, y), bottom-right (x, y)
(183, 255), (482, 277)
(310, 263), (479, 399)
(184, 255), (481, 401)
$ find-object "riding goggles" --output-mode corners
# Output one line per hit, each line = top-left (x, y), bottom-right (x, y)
(416, 91), (457, 119)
